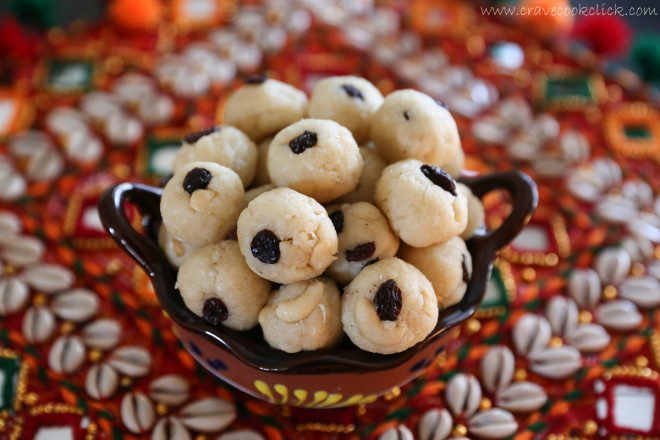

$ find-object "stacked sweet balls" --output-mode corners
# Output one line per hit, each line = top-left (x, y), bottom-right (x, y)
(158, 74), (485, 355)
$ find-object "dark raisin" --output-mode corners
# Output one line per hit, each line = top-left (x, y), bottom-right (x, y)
(341, 84), (364, 100)
(420, 164), (457, 196)
(374, 279), (402, 321)
(435, 99), (448, 109)
(183, 167), (213, 194)
(329, 210), (344, 233)
(203, 297), (229, 326)
(403, 110), (411, 120)
(251, 229), (281, 264)
(462, 254), (471, 284)
(243, 73), (268, 84)
(184, 126), (220, 144)
(346, 241), (376, 262)
(288, 130), (318, 154)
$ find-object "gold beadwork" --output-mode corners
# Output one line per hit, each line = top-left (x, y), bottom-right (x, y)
(579, 310), (593, 324)
(465, 318), (481, 335)
(603, 285), (618, 300)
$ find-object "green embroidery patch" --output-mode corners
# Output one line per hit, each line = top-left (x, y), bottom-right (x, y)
(46, 60), (94, 92)
(0, 356), (21, 412)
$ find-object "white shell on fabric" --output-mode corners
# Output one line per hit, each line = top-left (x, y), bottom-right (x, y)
(418, 408), (452, 440)
(567, 323), (610, 353)
(628, 212), (660, 243)
(567, 269), (601, 309)
(480, 345), (514, 393)
(149, 375), (190, 407)
(21, 264), (74, 293)
(596, 299), (643, 331)
(512, 314), (551, 355)
(619, 276), (660, 308)
(545, 296), (579, 337)
(1, 235), (45, 266)
(468, 409), (518, 439)
(591, 157), (622, 188)
(496, 381), (547, 413)
(121, 392), (156, 434)
(0, 211), (21, 241)
(380, 425), (414, 440)
(622, 180), (653, 208)
(180, 398), (237, 433)
(621, 235), (654, 262)
(0, 160), (27, 201)
(596, 195), (638, 224)
(86, 363), (119, 400)
(22, 306), (56, 344)
(565, 167), (604, 203)
(82, 319), (122, 350)
(594, 248), (631, 286)
(48, 335), (86, 374)
(51, 288), (100, 322)
(152, 417), (192, 440)
(0, 277), (29, 316)
(528, 346), (582, 379)
(445, 374), (481, 418)
(108, 346), (152, 377)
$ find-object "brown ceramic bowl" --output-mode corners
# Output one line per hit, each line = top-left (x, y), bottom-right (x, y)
(99, 170), (537, 408)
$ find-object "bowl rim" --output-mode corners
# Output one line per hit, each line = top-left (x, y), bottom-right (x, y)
(99, 170), (537, 374)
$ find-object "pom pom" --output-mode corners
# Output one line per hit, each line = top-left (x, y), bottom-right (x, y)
(572, 14), (631, 57)
(516, 0), (575, 38)
(109, 0), (164, 31)
(630, 34), (660, 85)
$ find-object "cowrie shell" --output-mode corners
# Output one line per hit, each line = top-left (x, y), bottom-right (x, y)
(595, 248), (631, 285)
(82, 319), (122, 350)
(512, 314), (551, 355)
(109, 346), (152, 378)
(180, 397), (236, 433)
(0, 277), (29, 316)
(380, 425), (414, 440)
(121, 392), (155, 434)
(567, 323), (610, 353)
(596, 195), (637, 224)
(49, 335), (86, 374)
(21, 264), (74, 293)
(86, 363), (119, 400)
(149, 375), (190, 407)
(596, 299), (642, 331)
(480, 345), (514, 393)
(445, 374), (481, 418)
(496, 381), (547, 413)
(567, 269), (601, 309)
(51, 289), (99, 322)
(1, 235), (44, 266)
(152, 417), (191, 440)
(622, 180), (653, 208)
(528, 346), (581, 379)
(546, 296), (578, 337)
(23, 306), (55, 344)
(619, 276), (660, 309)
(468, 408), (517, 439)
(418, 408), (452, 440)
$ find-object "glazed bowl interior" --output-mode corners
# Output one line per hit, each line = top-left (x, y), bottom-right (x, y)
(99, 170), (537, 375)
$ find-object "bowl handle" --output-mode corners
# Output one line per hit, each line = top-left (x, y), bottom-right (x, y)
(460, 170), (538, 253)
(98, 182), (167, 275)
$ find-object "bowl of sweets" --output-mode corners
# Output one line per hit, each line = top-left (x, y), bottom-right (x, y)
(100, 74), (537, 408)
